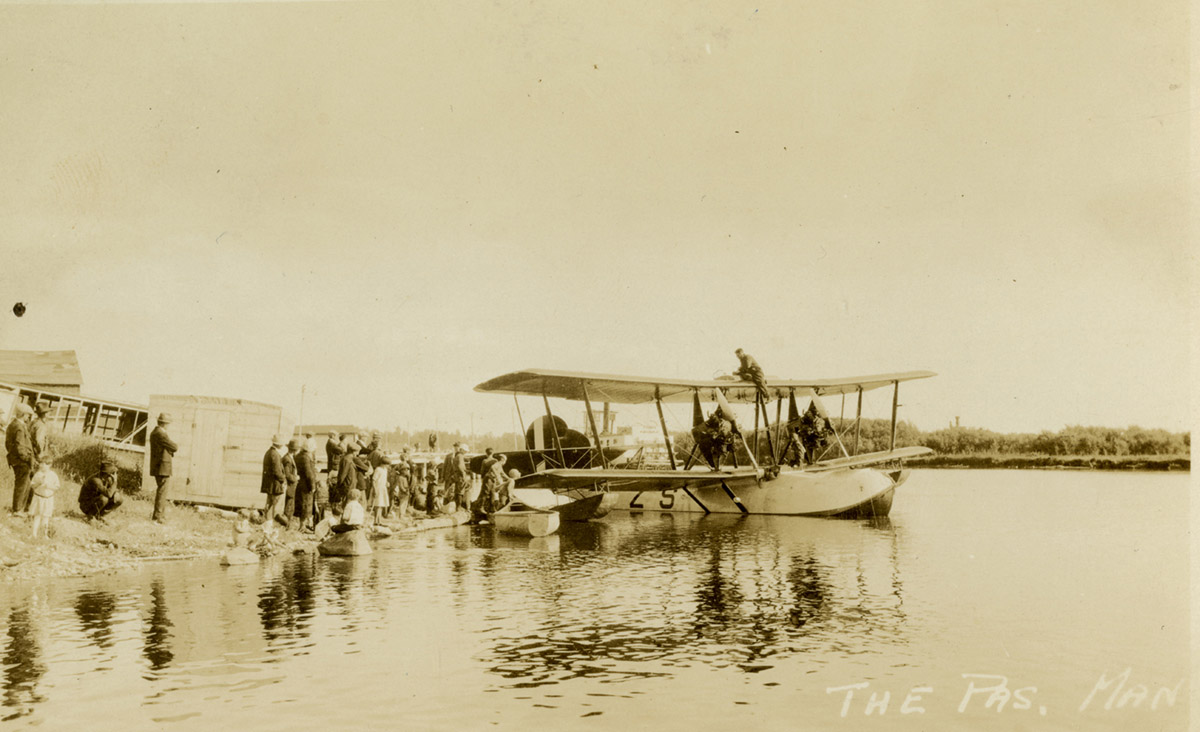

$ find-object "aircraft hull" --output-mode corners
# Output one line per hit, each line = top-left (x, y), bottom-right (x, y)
(554, 492), (619, 522)
(595, 467), (901, 518)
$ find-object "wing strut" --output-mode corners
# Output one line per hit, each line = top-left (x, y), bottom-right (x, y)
(514, 394), (538, 471)
(752, 393), (761, 460)
(854, 387), (863, 456)
(890, 380), (900, 451)
(541, 387), (567, 469)
(683, 389), (703, 469)
(758, 394), (776, 464)
(720, 479), (749, 514)
(654, 387), (677, 470)
(773, 396), (783, 463)
(580, 381), (608, 469)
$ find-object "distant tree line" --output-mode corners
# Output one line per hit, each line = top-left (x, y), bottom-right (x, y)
(831, 419), (1189, 457)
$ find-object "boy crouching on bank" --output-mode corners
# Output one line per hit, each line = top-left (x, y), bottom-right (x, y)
(29, 462), (61, 540)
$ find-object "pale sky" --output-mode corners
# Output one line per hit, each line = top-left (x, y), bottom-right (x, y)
(0, 1), (1191, 436)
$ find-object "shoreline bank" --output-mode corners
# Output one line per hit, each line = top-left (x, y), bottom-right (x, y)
(0, 481), (470, 584)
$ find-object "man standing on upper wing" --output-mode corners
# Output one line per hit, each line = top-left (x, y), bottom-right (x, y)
(149, 412), (179, 523)
(734, 348), (770, 402)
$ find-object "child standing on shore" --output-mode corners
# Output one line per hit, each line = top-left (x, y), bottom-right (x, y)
(370, 462), (390, 527)
(29, 462), (61, 540)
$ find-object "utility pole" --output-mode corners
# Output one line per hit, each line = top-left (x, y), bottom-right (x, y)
(299, 384), (306, 432)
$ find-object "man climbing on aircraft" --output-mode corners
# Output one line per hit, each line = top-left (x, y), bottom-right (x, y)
(734, 348), (770, 402)
(691, 410), (736, 467)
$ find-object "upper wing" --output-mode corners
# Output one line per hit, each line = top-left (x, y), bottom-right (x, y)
(475, 368), (935, 404)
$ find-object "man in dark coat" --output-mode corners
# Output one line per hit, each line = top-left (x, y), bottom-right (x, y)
(79, 459), (123, 520)
(295, 442), (317, 530)
(281, 438), (300, 527)
(479, 447), (497, 481)
(368, 440), (387, 470)
(30, 402), (50, 468)
(353, 438), (372, 495)
(149, 413), (179, 523)
(325, 431), (343, 475)
(334, 442), (358, 510)
(6, 402), (34, 515)
(260, 435), (286, 524)
(479, 454), (509, 514)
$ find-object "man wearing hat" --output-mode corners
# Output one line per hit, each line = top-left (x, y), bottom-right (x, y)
(281, 438), (301, 527)
(324, 430), (343, 475)
(734, 348), (770, 403)
(5, 402), (35, 515)
(79, 459), (123, 520)
(294, 437), (317, 530)
(261, 435), (287, 525)
(149, 412), (179, 523)
(30, 401), (51, 468)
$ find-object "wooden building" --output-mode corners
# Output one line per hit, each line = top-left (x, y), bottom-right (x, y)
(0, 380), (149, 454)
(0, 350), (83, 394)
(144, 395), (293, 510)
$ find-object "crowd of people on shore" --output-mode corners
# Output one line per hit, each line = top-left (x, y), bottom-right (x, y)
(259, 431), (517, 536)
(5, 397), (520, 543)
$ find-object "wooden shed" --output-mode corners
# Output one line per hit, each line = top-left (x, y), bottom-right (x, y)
(143, 395), (293, 510)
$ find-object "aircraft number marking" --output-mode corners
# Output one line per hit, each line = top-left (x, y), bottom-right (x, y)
(629, 490), (677, 510)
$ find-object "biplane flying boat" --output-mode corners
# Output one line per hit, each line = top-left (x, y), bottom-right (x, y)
(474, 368), (936, 519)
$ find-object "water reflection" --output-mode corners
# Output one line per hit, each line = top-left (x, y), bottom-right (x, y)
(479, 515), (909, 687)
(74, 590), (118, 650)
(143, 577), (174, 672)
(2, 605), (45, 720)
(258, 555), (321, 643)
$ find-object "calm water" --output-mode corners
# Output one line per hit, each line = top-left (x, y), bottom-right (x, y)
(0, 470), (1190, 731)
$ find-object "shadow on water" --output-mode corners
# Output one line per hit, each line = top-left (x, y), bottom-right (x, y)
(2, 605), (45, 721)
(479, 513), (909, 687)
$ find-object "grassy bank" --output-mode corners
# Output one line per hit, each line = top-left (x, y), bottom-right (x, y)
(908, 453), (1189, 471)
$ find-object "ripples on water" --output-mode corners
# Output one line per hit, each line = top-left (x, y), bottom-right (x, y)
(0, 471), (1190, 730)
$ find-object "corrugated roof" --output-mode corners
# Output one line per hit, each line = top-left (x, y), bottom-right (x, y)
(0, 350), (82, 387)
